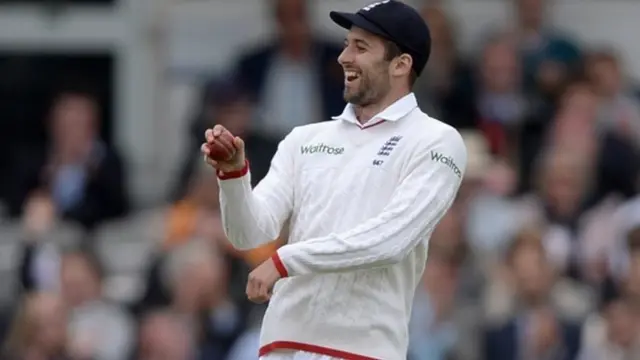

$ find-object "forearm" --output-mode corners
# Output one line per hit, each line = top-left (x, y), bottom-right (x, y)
(218, 161), (291, 250)
(217, 129), (298, 250)
(276, 184), (456, 275)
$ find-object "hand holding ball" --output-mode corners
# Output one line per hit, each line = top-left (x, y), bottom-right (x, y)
(202, 125), (246, 173)
(208, 128), (236, 161)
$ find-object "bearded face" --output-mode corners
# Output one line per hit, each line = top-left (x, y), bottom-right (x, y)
(339, 27), (393, 107)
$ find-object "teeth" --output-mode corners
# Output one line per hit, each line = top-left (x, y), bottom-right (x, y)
(345, 71), (359, 81)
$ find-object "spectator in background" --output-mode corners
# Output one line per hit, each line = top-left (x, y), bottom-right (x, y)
(476, 34), (527, 158)
(558, 81), (640, 200)
(547, 82), (600, 157)
(174, 75), (279, 200)
(15, 192), (135, 360)
(224, 306), (266, 360)
(578, 294), (640, 360)
(483, 229), (586, 360)
(423, 178), (490, 360)
(519, 143), (626, 286)
(461, 131), (523, 267)
(607, 197), (640, 278)
(161, 240), (244, 360)
(520, 80), (640, 198)
(519, 148), (599, 276)
(164, 166), (226, 253)
(615, 227), (640, 307)
(5, 86), (129, 230)
(586, 49), (640, 145)
(413, 4), (476, 129)
(2, 292), (69, 360)
(408, 242), (464, 360)
(148, 162), (280, 315)
(137, 310), (197, 360)
(233, 0), (344, 141)
(19, 240), (136, 360)
(61, 251), (136, 360)
(512, 0), (581, 92)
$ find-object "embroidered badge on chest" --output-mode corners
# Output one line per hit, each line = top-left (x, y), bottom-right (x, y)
(372, 136), (402, 166)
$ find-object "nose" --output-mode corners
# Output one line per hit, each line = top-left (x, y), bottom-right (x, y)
(337, 47), (352, 67)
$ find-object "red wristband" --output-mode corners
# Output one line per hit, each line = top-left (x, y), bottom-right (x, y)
(271, 253), (289, 278)
(217, 159), (250, 180)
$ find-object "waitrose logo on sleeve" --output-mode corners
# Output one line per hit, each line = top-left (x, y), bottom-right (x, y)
(300, 143), (345, 155)
(430, 151), (462, 178)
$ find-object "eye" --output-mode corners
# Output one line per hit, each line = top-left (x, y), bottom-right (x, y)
(356, 45), (366, 53)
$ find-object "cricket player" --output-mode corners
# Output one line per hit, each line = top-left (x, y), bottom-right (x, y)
(201, 1), (467, 359)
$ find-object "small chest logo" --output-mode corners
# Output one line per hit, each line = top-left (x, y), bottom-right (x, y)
(373, 135), (402, 166)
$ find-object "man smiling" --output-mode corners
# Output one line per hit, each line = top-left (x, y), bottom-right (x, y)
(201, 1), (468, 359)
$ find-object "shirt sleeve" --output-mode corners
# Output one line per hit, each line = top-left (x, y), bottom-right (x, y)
(274, 128), (467, 277)
(216, 128), (298, 250)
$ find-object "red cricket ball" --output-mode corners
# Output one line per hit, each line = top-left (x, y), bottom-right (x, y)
(208, 129), (237, 161)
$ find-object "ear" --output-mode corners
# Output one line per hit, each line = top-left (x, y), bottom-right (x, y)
(391, 53), (413, 78)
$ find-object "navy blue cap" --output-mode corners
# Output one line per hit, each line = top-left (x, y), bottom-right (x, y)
(330, 0), (431, 76)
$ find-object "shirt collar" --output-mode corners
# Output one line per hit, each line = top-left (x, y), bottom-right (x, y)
(332, 93), (418, 127)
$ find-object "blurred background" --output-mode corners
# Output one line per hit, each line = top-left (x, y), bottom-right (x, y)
(0, 0), (639, 359)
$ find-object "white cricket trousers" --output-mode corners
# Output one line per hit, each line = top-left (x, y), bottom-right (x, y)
(260, 351), (338, 360)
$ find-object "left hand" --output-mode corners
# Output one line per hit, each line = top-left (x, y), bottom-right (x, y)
(246, 257), (282, 303)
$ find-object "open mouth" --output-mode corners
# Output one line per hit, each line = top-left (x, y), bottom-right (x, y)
(344, 70), (360, 84)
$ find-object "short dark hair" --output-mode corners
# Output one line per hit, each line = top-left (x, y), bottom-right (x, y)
(53, 79), (99, 103)
(383, 40), (418, 87)
(272, 0), (308, 21)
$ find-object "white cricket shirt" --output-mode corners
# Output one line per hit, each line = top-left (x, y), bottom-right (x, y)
(217, 93), (467, 360)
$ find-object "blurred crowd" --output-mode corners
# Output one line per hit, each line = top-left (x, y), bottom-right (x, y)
(0, 0), (639, 359)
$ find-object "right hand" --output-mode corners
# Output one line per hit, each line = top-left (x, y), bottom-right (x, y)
(201, 125), (246, 173)
(22, 192), (56, 238)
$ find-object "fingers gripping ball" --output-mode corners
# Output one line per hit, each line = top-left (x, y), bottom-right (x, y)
(208, 130), (237, 162)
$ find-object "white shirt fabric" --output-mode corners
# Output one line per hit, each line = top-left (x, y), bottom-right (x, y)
(261, 351), (338, 360)
(217, 93), (467, 360)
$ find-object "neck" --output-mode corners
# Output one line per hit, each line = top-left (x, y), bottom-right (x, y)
(354, 89), (410, 124)
(54, 140), (94, 165)
(281, 41), (310, 62)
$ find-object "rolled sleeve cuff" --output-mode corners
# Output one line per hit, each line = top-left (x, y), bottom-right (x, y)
(217, 159), (250, 180)
(271, 252), (289, 278)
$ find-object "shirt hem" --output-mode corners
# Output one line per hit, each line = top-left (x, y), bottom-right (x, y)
(259, 341), (380, 360)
